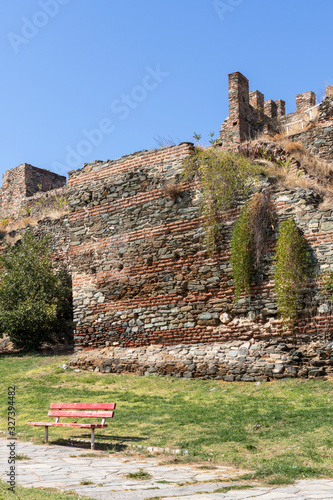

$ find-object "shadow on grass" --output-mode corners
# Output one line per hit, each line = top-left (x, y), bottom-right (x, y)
(52, 434), (146, 451)
(0, 344), (74, 357)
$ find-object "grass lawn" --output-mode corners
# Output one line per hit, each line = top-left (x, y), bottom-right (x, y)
(0, 353), (333, 485)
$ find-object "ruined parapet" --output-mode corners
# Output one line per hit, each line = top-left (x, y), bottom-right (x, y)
(264, 100), (277, 119)
(275, 99), (286, 119)
(296, 91), (316, 115)
(326, 85), (333, 98)
(219, 72), (284, 147)
(0, 163), (66, 218)
(219, 72), (332, 146)
(249, 90), (264, 112)
(228, 71), (250, 143)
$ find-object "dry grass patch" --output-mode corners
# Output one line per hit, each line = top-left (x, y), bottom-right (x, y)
(162, 182), (183, 200)
(248, 136), (333, 196)
(0, 206), (70, 243)
(284, 141), (306, 154)
(125, 469), (152, 480)
(290, 149), (333, 182)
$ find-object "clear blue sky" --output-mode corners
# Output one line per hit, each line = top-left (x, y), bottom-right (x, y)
(0, 0), (332, 181)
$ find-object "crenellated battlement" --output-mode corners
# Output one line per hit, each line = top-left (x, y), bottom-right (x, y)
(219, 71), (333, 147)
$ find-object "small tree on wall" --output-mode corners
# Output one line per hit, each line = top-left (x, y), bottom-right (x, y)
(274, 218), (312, 326)
(0, 230), (73, 350)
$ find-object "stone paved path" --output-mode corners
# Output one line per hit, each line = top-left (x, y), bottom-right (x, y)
(1, 440), (333, 499)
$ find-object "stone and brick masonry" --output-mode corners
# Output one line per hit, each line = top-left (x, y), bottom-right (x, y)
(67, 146), (333, 350)
(65, 142), (333, 379)
(1, 72), (333, 380)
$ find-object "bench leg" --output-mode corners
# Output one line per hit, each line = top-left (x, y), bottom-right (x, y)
(44, 426), (49, 443)
(91, 428), (95, 450)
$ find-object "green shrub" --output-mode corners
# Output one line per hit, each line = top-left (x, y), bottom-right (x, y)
(231, 191), (274, 299)
(230, 201), (252, 299)
(274, 218), (312, 325)
(328, 272), (333, 299)
(0, 230), (73, 350)
(322, 271), (333, 302)
(183, 147), (260, 253)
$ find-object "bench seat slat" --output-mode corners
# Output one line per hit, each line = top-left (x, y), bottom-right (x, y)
(50, 403), (116, 410)
(48, 410), (114, 418)
(28, 422), (108, 428)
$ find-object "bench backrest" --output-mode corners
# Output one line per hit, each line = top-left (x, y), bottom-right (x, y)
(48, 403), (116, 419)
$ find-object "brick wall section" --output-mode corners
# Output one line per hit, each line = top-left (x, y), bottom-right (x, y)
(0, 163), (66, 217)
(249, 90), (264, 112)
(228, 72), (250, 143)
(67, 143), (333, 353)
(0, 164), (27, 217)
(0, 211), (71, 272)
(264, 100), (277, 119)
(296, 91), (316, 114)
(275, 99), (286, 119)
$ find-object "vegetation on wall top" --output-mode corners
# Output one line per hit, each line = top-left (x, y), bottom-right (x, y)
(182, 147), (261, 253)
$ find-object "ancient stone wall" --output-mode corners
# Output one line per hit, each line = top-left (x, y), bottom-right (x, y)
(66, 142), (333, 356)
(0, 73), (332, 380)
(69, 339), (333, 381)
(288, 121), (333, 163)
(0, 162), (70, 278)
(0, 163), (66, 218)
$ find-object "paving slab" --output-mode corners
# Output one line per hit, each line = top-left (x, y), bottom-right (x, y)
(1, 439), (333, 499)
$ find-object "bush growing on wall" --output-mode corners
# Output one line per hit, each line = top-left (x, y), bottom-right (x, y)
(0, 230), (72, 350)
(183, 147), (260, 253)
(274, 218), (312, 326)
(329, 273), (333, 300)
(231, 191), (274, 299)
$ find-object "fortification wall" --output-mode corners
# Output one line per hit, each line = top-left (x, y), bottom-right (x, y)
(0, 163), (66, 218)
(288, 120), (333, 163)
(0, 161), (70, 268)
(66, 143), (333, 359)
(69, 339), (333, 381)
(219, 72), (333, 148)
(0, 73), (332, 379)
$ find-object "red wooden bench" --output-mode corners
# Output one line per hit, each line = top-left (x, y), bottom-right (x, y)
(28, 403), (116, 449)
